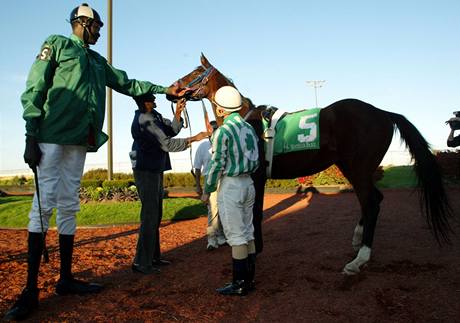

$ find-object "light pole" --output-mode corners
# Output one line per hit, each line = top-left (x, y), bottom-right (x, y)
(107, 0), (113, 180)
(306, 80), (325, 107)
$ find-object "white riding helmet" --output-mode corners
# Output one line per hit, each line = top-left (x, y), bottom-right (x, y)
(214, 86), (242, 111)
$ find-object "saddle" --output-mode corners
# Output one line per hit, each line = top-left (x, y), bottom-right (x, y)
(260, 105), (324, 177)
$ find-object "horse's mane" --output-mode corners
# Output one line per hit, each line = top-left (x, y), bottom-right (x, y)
(244, 97), (255, 108)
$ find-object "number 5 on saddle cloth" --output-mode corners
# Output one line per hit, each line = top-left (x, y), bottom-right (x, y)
(262, 106), (321, 178)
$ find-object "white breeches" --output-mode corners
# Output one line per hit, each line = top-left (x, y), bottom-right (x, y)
(217, 175), (255, 246)
(28, 143), (86, 235)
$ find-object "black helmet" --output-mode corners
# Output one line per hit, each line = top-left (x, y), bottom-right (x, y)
(134, 94), (156, 109)
(70, 3), (104, 27)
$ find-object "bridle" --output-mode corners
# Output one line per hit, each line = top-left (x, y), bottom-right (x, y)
(170, 65), (216, 128)
(184, 66), (216, 101)
(167, 66), (216, 174)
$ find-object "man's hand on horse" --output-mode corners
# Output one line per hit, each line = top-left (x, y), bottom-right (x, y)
(166, 82), (191, 98)
(175, 98), (186, 118)
(194, 131), (211, 142)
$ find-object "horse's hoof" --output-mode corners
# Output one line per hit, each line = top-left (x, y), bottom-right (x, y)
(343, 263), (360, 275)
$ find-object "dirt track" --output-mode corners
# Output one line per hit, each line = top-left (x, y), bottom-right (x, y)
(1, 189), (459, 322)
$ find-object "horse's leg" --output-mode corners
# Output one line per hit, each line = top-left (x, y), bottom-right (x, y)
(251, 167), (266, 254)
(352, 220), (363, 251)
(336, 162), (365, 252)
(361, 187), (383, 247)
(343, 182), (383, 275)
(351, 188), (383, 251)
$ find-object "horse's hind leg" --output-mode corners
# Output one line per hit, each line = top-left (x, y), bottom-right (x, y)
(352, 221), (364, 251)
(251, 167), (266, 254)
(351, 188), (383, 251)
(343, 182), (383, 275)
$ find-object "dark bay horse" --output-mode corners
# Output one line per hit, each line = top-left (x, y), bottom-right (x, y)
(168, 54), (453, 274)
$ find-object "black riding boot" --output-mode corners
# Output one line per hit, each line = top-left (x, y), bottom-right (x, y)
(55, 234), (103, 295)
(216, 258), (248, 296)
(3, 232), (44, 321)
(247, 253), (256, 291)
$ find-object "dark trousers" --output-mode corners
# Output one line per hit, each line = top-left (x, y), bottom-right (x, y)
(133, 170), (164, 267)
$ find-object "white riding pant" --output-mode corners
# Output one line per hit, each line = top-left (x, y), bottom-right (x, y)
(28, 143), (86, 235)
(217, 175), (255, 246)
(207, 185), (225, 244)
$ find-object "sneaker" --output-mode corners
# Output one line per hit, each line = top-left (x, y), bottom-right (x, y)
(3, 287), (39, 321)
(55, 278), (103, 296)
(216, 280), (248, 296)
(207, 242), (218, 251)
(132, 264), (161, 274)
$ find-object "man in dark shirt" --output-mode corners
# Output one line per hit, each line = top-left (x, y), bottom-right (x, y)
(130, 94), (208, 274)
(446, 112), (460, 148)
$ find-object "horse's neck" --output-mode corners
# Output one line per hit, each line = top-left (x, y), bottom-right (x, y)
(240, 97), (258, 118)
(239, 98), (266, 137)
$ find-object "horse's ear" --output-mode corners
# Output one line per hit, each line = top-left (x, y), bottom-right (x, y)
(201, 53), (211, 68)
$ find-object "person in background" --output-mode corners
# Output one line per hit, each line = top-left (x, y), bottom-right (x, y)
(130, 95), (209, 274)
(201, 86), (259, 296)
(446, 111), (460, 148)
(193, 121), (226, 250)
(4, 3), (187, 321)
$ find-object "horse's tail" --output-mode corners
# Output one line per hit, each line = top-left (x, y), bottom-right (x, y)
(388, 112), (453, 244)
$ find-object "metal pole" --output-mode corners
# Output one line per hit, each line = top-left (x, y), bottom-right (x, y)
(314, 87), (318, 107)
(306, 80), (326, 107)
(107, 0), (113, 180)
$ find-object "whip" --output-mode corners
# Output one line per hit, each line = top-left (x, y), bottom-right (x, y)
(32, 167), (49, 263)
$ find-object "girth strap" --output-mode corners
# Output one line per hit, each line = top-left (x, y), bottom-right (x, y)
(263, 109), (286, 178)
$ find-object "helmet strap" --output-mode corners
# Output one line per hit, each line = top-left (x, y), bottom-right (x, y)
(216, 107), (227, 117)
(76, 18), (96, 47)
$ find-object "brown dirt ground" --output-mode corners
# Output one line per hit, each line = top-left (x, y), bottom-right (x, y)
(1, 188), (459, 322)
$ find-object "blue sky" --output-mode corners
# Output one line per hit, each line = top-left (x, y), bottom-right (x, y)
(1, 0), (459, 174)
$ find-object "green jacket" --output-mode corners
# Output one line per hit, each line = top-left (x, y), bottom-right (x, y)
(21, 34), (168, 152)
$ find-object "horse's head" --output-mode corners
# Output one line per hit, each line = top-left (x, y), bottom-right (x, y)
(167, 53), (232, 103)
(168, 54), (254, 124)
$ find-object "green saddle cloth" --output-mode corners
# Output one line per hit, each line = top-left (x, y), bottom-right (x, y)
(265, 108), (321, 156)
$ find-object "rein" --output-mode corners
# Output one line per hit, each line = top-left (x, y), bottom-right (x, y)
(170, 101), (194, 173)
(170, 101), (189, 129)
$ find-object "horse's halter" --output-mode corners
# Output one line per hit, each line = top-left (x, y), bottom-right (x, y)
(182, 65), (256, 122)
(184, 66), (216, 101)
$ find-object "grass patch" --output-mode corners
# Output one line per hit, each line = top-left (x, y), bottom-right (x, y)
(0, 196), (33, 205)
(0, 165), (421, 228)
(377, 165), (417, 189)
(0, 196), (206, 228)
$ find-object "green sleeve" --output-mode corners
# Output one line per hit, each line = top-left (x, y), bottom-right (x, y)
(204, 129), (226, 193)
(104, 62), (168, 96)
(21, 40), (56, 137)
